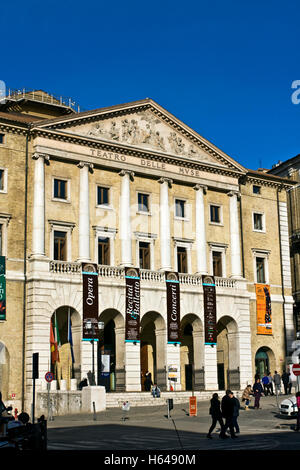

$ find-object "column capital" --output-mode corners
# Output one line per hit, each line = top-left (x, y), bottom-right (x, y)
(193, 184), (207, 194)
(77, 161), (94, 173)
(158, 177), (173, 188)
(119, 169), (134, 181)
(227, 190), (241, 200)
(32, 153), (50, 165)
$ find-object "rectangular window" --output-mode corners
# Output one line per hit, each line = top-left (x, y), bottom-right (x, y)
(0, 134), (4, 144)
(98, 237), (110, 265)
(54, 231), (67, 261)
(212, 251), (222, 277)
(256, 257), (266, 283)
(139, 242), (150, 269)
(210, 205), (221, 223)
(97, 186), (109, 206)
(177, 247), (187, 273)
(253, 185), (261, 195)
(54, 179), (67, 200)
(0, 170), (4, 191)
(138, 193), (149, 213)
(253, 213), (263, 231)
(175, 199), (185, 218)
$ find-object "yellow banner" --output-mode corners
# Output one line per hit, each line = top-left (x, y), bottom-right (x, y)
(256, 284), (272, 335)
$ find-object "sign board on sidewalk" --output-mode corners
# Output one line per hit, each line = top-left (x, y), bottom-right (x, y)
(189, 396), (197, 416)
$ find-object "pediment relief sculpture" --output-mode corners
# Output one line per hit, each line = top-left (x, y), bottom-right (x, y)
(73, 111), (222, 165)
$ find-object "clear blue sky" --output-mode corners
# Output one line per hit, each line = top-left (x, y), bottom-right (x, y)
(1, 0), (299, 170)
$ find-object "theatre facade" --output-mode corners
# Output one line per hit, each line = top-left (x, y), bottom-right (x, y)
(0, 92), (296, 409)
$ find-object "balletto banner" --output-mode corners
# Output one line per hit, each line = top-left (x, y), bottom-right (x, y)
(0, 256), (6, 321)
(256, 284), (272, 335)
(166, 272), (181, 344)
(125, 267), (140, 342)
(82, 263), (99, 341)
(202, 275), (217, 345)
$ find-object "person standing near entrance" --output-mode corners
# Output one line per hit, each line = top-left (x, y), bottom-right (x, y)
(253, 378), (264, 409)
(144, 371), (153, 392)
(232, 393), (240, 434)
(262, 373), (269, 395)
(282, 370), (290, 395)
(207, 393), (227, 439)
(273, 371), (281, 395)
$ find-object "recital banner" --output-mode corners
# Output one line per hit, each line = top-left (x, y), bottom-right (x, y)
(166, 272), (181, 344)
(82, 263), (99, 341)
(256, 284), (272, 335)
(0, 256), (6, 321)
(202, 275), (217, 345)
(125, 267), (140, 342)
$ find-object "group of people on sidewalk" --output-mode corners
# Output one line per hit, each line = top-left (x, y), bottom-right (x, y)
(207, 390), (240, 439)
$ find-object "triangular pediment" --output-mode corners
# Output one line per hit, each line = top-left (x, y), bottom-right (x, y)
(34, 99), (246, 173)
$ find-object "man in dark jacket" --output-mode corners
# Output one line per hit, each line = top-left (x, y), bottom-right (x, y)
(207, 393), (227, 439)
(221, 390), (237, 438)
(282, 371), (291, 395)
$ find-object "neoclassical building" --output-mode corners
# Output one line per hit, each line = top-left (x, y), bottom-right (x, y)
(0, 90), (296, 411)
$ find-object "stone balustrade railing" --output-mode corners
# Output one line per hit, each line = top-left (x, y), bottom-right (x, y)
(49, 260), (237, 288)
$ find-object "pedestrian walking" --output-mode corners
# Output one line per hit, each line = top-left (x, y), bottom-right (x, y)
(253, 378), (264, 409)
(221, 390), (237, 438)
(262, 373), (269, 395)
(273, 371), (281, 395)
(232, 394), (240, 434)
(207, 393), (227, 439)
(241, 384), (253, 410)
(267, 373), (274, 395)
(282, 370), (290, 395)
(295, 391), (300, 432)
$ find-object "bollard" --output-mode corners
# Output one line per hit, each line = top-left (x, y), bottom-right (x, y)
(93, 401), (96, 421)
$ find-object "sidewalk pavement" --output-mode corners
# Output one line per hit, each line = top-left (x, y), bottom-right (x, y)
(46, 392), (287, 430)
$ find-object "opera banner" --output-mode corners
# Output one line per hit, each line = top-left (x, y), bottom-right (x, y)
(125, 267), (140, 342)
(82, 263), (99, 341)
(256, 284), (272, 335)
(166, 272), (181, 344)
(0, 256), (6, 321)
(202, 275), (217, 345)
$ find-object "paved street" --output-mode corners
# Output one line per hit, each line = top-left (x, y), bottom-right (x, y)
(46, 394), (300, 452)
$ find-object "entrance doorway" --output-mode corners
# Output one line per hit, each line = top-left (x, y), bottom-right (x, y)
(255, 348), (270, 378)
(98, 319), (116, 391)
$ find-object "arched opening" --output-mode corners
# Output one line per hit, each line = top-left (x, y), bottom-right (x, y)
(0, 342), (9, 400)
(180, 314), (204, 391)
(217, 316), (240, 391)
(255, 347), (275, 378)
(98, 309), (125, 392)
(140, 311), (166, 391)
(51, 306), (81, 389)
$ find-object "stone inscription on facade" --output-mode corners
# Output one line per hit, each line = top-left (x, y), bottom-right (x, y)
(90, 148), (216, 177)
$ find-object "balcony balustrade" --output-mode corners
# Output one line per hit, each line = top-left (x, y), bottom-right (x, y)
(49, 260), (237, 288)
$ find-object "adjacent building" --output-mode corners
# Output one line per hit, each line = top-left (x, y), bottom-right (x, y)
(0, 89), (296, 411)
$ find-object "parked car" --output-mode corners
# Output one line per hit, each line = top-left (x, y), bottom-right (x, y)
(280, 396), (298, 417)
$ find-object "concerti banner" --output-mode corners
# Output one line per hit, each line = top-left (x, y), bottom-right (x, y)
(0, 256), (6, 321)
(202, 275), (217, 345)
(166, 272), (181, 344)
(125, 267), (140, 342)
(256, 284), (272, 335)
(82, 263), (99, 341)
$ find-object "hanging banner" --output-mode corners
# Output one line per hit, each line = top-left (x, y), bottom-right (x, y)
(166, 272), (181, 344)
(0, 256), (6, 321)
(82, 263), (99, 341)
(125, 267), (140, 342)
(202, 275), (217, 345)
(256, 284), (272, 335)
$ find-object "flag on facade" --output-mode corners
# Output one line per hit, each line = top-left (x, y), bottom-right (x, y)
(68, 309), (75, 364)
(50, 320), (59, 364)
(55, 312), (61, 347)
